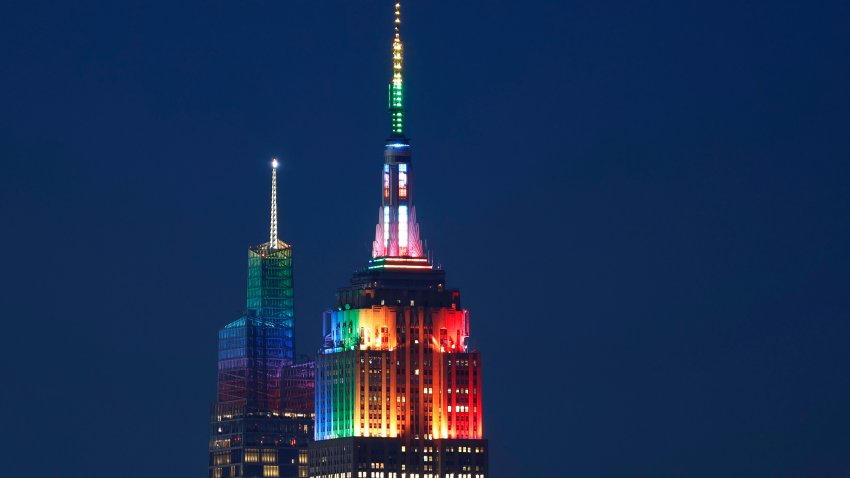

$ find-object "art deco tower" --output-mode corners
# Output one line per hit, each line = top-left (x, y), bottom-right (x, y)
(310, 3), (488, 477)
(210, 160), (314, 478)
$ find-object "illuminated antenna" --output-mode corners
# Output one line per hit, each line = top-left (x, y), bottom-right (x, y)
(269, 158), (279, 249)
(389, 1), (404, 136)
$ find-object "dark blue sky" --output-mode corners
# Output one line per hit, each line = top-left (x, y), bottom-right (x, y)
(2, 1), (849, 476)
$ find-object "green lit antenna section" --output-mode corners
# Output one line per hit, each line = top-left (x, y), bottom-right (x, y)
(389, 1), (404, 136)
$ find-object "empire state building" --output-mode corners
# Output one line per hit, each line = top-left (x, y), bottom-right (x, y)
(310, 3), (488, 477)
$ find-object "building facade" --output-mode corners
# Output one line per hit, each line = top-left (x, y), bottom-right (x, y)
(310, 3), (488, 477)
(210, 162), (314, 478)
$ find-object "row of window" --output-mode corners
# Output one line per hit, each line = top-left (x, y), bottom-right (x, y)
(317, 473), (485, 478)
(244, 448), (280, 464)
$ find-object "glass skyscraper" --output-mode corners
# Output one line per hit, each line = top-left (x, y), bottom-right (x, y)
(210, 162), (314, 478)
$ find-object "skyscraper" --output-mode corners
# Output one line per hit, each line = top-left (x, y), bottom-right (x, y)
(310, 3), (488, 477)
(210, 160), (314, 478)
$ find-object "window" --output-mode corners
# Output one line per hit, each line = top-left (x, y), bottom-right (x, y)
(261, 449), (277, 463)
(245, 448), (260, 463)
(263, 465), (280, 477)
(398, 164), (408, 198)
(384, 165), (390, 198)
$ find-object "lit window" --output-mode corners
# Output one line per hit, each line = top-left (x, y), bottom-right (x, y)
(262, 449), (277, 463)
(263, 465), (280, 477)
(245, 448), (260, 463)
(398, 164), (408, 198)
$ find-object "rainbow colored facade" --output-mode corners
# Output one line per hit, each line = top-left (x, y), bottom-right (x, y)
(316, 282), (483, 441)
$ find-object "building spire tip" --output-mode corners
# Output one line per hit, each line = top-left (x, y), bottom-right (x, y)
(269, 158), (279, 248)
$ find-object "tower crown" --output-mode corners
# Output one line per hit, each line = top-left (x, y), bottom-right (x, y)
(371, 1), (427, 266)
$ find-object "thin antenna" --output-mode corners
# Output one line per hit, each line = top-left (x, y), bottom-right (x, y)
(389, 1), (405, 136)
(270, 158), (279, 248)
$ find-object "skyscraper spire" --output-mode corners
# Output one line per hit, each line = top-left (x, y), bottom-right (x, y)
(269, 158), (279, 249)
(389, 1), (404, 136)
(210, 157), (306, 478)
(372, 1), (425, 262)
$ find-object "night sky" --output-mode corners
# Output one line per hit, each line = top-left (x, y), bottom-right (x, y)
(2, 1), (850, 476)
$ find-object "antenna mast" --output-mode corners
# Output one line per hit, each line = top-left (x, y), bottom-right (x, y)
(269, 158), (279, 248)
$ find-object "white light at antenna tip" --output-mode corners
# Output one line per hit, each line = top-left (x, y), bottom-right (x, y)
(272, 159), (279, 168)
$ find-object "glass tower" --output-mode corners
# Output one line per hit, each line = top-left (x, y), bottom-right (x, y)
(210, 161), (314, 478)
(310, 3), (488, 477)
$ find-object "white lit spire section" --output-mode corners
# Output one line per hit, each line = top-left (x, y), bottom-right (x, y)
(269, 158), (279, 249)
(383, 206), (391, 249)
(398, 205), (409, 255)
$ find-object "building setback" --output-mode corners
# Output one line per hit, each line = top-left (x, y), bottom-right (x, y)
(209, 161), (314, 478)
(310, 3), (488, 477)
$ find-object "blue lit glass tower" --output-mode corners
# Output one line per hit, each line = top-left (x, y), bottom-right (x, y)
(210, 160), (313, 478)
